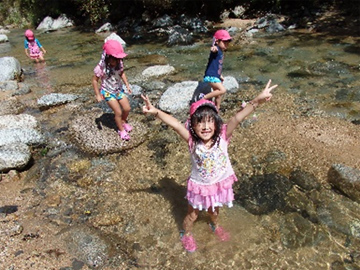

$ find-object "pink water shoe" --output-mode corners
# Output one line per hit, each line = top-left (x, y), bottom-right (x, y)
(118, 130), (130, 141)
(180, 231), (197, 252)
(123, 123), (133, 132)
(209, 223), (230, 242)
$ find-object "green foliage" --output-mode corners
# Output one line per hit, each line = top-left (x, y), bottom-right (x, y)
(76, 0), (109, 25)
(40, 147), (49, 157)
(19, 0), (79, 26)
(0, 0), (29, 26)
(0, 0), (357, 28)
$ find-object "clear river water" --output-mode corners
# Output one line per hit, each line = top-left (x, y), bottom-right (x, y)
(0, 26), (360, 269)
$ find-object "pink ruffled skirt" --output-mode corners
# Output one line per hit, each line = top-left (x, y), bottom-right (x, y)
(186, 175), (238, 211)
(30, 51), (43, 59)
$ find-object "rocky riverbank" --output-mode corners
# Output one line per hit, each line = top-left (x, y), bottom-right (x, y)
(1, 15), (360, 270)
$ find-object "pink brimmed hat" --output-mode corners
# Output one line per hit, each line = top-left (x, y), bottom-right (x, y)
(103, 40), (127, 58)
(25, 29), (34, 41)
(213, 29), (232, 41)
(190, 99), (218, 116)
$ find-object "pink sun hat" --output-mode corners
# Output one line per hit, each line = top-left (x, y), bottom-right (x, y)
(25, 29), (35, 41)
(190, 99), (218, 116)
(103, 39), (127, 58)
(213, 29), (232, 41)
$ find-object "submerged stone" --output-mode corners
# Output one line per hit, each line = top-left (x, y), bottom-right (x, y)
(328, 164), (360, 203)
(279, 212), (327, 248)
(234, 173), (293, 215)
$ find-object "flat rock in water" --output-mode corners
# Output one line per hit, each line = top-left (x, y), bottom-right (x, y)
(0, 114), (38, 129)
(159, 81), (198, 114)
(69, 110), (148, 154)
(142, 65), (175, 78)
(0, 128), (44, 147)
(0, 143), (31, 172)
(37, 93), (78, 110)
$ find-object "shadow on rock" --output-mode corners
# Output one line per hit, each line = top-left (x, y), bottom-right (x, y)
(95, 113), (118, 131)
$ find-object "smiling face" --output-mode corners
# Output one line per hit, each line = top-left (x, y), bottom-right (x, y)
(193, 116), (216, 144)
(190, 105), (223, 147)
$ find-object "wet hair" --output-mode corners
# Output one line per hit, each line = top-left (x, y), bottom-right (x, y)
(189, 105), (223, 149)
(104, 55), (121, 76)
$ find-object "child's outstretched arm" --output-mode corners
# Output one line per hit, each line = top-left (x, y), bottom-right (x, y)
(92, 75), (103, 102)
(121, 72), (132, 94)
(226, 79), (278, 138)
(141, 95), (189, 142)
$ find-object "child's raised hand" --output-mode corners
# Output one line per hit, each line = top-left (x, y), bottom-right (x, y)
(254, 79), (278, 105)
(210, 45), (218, 53)
(141, 94), (157, 115)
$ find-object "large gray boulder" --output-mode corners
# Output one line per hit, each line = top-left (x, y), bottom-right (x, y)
(37, 14), (74, 31)
(0, 34), (8, 43)
(159, 81), (198, 114)
(0, 57), (21, 82)
(0, 114), (37, 129)
(0, 128), (44, 147)
(158, 76), (239, 114)
(0, 114), (43, 171)
(104, 32), (126, 47)
(223, 76), (239, 93)
(0, 143), (31, 172)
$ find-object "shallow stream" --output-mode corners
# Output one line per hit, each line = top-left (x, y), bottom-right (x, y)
(1, 27), (360, 269)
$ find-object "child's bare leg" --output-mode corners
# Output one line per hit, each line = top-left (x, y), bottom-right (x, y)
(107, 99), (124, 131)
(208, 206), (229, 241)
(215, 95), (222, 109)
(183, 204), (199, 235)
(118, 96), (131, 124)
(207, 206), (219, 227)
(202, 82), (226, 109)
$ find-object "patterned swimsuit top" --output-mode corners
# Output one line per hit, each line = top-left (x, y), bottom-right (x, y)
(188, 125), (235, 185)
(26, 39), (41, 55)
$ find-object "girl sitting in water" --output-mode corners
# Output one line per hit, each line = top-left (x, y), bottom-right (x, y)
(141, 79), (278, 252)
